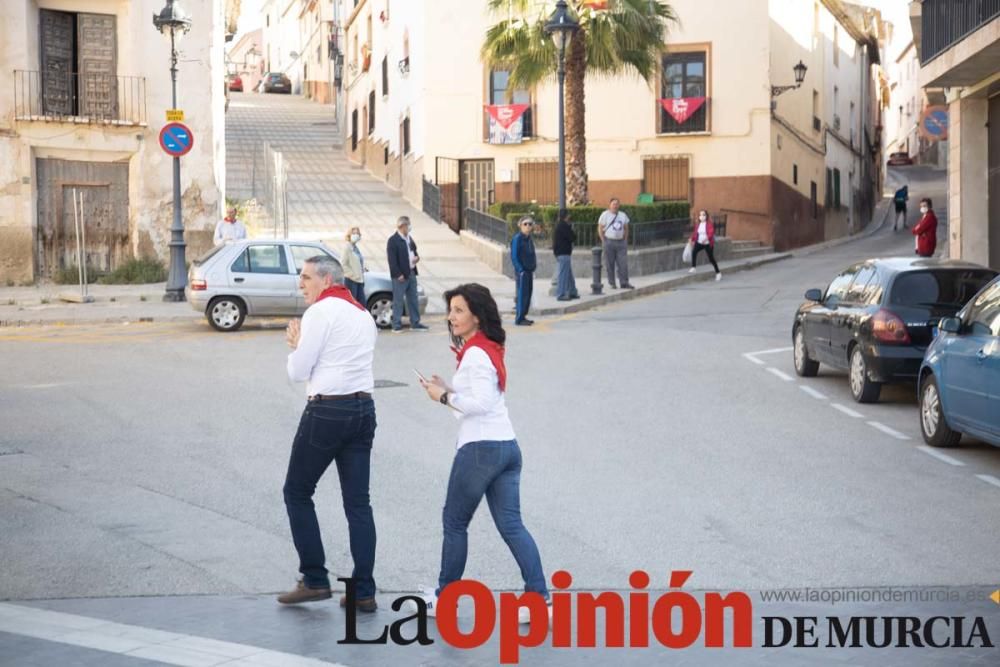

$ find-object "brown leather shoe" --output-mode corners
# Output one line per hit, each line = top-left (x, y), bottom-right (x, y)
(340, 594), (378, 613)
(277, 581), (332, 604)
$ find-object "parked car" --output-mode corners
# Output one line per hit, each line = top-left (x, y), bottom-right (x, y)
(262, 72), (292, 94)
(887, 151), (914, 166)
(228, 75), (243, 92)
(185, 240), (427, 332)
(918, 274), (1000, 448)
(792, 258), (997, 403)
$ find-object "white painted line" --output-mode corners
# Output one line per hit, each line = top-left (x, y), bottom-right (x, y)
(766, 367), (794, 382)
(746, 346), (794, 357)
(742, 353), (767, 366)
(799, 385), (828, 400)
(974, 474), (1000, 489)
(867, 421), (912, 440)
(916, 445), (965, 466)
(0, 603), (348, 667)
(831, 403), (864, 418)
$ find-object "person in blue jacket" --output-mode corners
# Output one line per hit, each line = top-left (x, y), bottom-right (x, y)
(510, 216), (537, 326)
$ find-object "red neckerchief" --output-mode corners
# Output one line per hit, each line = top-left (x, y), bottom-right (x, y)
(224, 216), (237, 224)
(317, 285), (365, 311)
(453, 331), (507, 392)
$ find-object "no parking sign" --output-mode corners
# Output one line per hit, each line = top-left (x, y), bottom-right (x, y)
(159, 122), (194, 157)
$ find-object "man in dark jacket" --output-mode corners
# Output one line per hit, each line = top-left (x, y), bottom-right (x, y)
(511, 216), (537, 326)
(386, 216), (427, 332)
(553, 211), (580, 301)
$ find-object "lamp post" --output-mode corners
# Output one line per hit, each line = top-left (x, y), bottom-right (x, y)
(153, 0), (192, 302)
(770, 59), (808, 98)
(544, 1), (580, 219)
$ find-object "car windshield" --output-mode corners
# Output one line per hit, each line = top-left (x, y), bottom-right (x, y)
(889, 270), (997, 307)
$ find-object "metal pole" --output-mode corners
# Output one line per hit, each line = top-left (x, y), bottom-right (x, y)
(80, 190), (89, 296)
(73, 188), (83, 293)
(164, 27), (187, 301)
(557, 40), (567, 217)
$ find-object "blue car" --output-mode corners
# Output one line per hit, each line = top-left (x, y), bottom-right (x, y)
(919, 275), (1000, 448)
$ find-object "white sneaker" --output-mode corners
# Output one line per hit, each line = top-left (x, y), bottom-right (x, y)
(715, 272), (722, 281)
(404, 589), (438, 617)
(518, 601), (554, 624)
(688, 267), (696, 274)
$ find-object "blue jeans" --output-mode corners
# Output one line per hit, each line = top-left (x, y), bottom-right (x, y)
(515, 271), (534, 322)
(555, 255), (578, 298)
(390, 275), (421, 330)
(283, 397), (377, 597)
(344, 277), (365, 304)
(437, 440), (548, 599)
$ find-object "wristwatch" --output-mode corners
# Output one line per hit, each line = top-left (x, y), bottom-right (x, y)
(439, 392), (449, 406)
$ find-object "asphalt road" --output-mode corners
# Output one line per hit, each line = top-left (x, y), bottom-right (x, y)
(2, 165), (996, 607)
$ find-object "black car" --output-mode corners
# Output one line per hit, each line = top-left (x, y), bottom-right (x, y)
(263, 72), (292, 94)
(793, 258), (997, 403)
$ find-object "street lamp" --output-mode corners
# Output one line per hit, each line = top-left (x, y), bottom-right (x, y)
(153, 0), (192, 302)
(544, 0), (579, 219)
(771, 59), (808, 98)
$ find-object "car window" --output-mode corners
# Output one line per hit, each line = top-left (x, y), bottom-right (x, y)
(824, 266), (858, 307)
(889, 270), (996, 308)
(193, 245), (225, 266)
(965, 282), (1000, 336)
(844, 266), (877, 304)
(289, 245), (334, 272)
(231, 245), (289, 274)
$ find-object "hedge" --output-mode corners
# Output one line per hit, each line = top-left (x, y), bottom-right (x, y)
(494, 201), (690, 225)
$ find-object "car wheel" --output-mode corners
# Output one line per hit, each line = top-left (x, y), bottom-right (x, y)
(367, 292), (394, 329)
(920, 374), (961, 448)
(849, 346), (881, 403)
(793, 327), (820, 377)
(207, 296), (246, 332)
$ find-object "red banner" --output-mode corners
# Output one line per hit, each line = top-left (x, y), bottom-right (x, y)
(659, 97), (706, 125)
(485, 104), (529, 130)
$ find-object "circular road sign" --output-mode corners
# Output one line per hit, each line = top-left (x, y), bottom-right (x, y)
(919, 106), (948, 141)
(159, 122), (195, 157)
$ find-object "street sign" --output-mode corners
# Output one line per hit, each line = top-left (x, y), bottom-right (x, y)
(919, 106), (948, 141)
(159, 122), (194, 157)
(165, 109), (184, 121)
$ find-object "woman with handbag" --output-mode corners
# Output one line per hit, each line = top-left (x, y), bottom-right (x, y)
(341, 226), (366, 304)
(412, 283), (549, 623)
(688, 210), (721, 281)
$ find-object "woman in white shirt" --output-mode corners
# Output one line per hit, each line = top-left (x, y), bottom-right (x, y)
(688, 209), (721, 281)
(416, 283), (549, 618)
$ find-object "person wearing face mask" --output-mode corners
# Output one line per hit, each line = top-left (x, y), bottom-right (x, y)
(911, 198), (938, 257)
(411, 283), (549, 623)
(342, 226), (366, 304)
(688, 210), (721, 281)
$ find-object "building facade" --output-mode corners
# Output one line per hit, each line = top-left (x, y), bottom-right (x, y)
(227, 28), (265, 94)
(0, 0), (227, 285)
(913, 0), (1000, 269)
(339, 0), (885, 252)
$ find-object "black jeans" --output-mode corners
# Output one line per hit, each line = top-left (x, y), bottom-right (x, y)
(283, 397), (377, 597)
(344, 278), (365, 304)
(692, 242), (720, 273)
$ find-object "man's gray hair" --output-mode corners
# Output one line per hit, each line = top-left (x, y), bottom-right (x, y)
(306, 255), (344, 284)
(397, 216), (411, 228)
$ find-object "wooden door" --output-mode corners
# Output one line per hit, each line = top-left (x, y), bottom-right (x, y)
(40, 9), (74, 116)
(643, 157), (690, 201)
(77, 13), (118, 120)
(518, 161), (557, 203)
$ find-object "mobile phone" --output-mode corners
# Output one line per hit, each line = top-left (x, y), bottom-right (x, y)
(413, 369), (428, 383)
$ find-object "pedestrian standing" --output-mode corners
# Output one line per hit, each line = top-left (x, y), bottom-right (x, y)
(342, 226), (366, 305)
(553, 211), (580, 301)
(893, 185), (909, 231)
(688, 210), (722, 281)
(386, 216), (428, 332)
(279, 255), (379, 612)
(511, 216), (537, 326)
(597, 198), (634, 289)
(213, 206), (248, 246)
(912, 198), (938, 257)
(411, 283), (549, 622)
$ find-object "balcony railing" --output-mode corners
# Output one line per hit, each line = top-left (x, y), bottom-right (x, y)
(921, 0), (1000, 64)
(13, 70), (148, 126)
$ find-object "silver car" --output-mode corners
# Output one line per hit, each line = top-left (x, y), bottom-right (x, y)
(185, 240), (427, 331)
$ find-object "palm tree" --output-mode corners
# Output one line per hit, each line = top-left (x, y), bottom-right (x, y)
(482, 0), (677, 205)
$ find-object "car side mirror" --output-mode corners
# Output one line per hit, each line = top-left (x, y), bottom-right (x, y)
(939, 317), (961, 334)
(805, 289), (823, 302)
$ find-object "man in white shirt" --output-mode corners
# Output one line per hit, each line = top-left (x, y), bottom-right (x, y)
(278, 255), (380, 611)
(597, 197), (634, 289)
(213, 207), (248, 246)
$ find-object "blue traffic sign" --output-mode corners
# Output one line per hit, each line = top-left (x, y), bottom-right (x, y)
(920, 106), (948, 140)
(159, 122), (194, 157)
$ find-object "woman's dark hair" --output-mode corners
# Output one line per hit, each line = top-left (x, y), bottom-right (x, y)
(920, 197), (933, 208)
(443, 283), (505, 347)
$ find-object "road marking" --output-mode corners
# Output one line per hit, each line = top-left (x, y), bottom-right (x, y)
(831, 403), (864, 418)
(742, 353), (767, 366)
(866, 421), (911, 440)
(916, 445), (965, 466)
(766, 367), (794, 382)
(974, 474), (1000, 489)
(746, 346), (794, 357)
(799, 385), (828, 400)
(0, 603), (348, 667)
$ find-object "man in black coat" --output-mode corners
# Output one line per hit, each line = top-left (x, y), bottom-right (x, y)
(553, 210), (580, 301)
(386, 216), (427, 332)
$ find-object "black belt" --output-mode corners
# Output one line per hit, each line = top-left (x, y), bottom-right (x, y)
(308, 392), (372, 403)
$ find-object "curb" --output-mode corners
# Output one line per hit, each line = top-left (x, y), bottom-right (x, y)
(790, 196), (892, 257)
(0, 315), (293, 330)
(530, 252), (793, 317)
